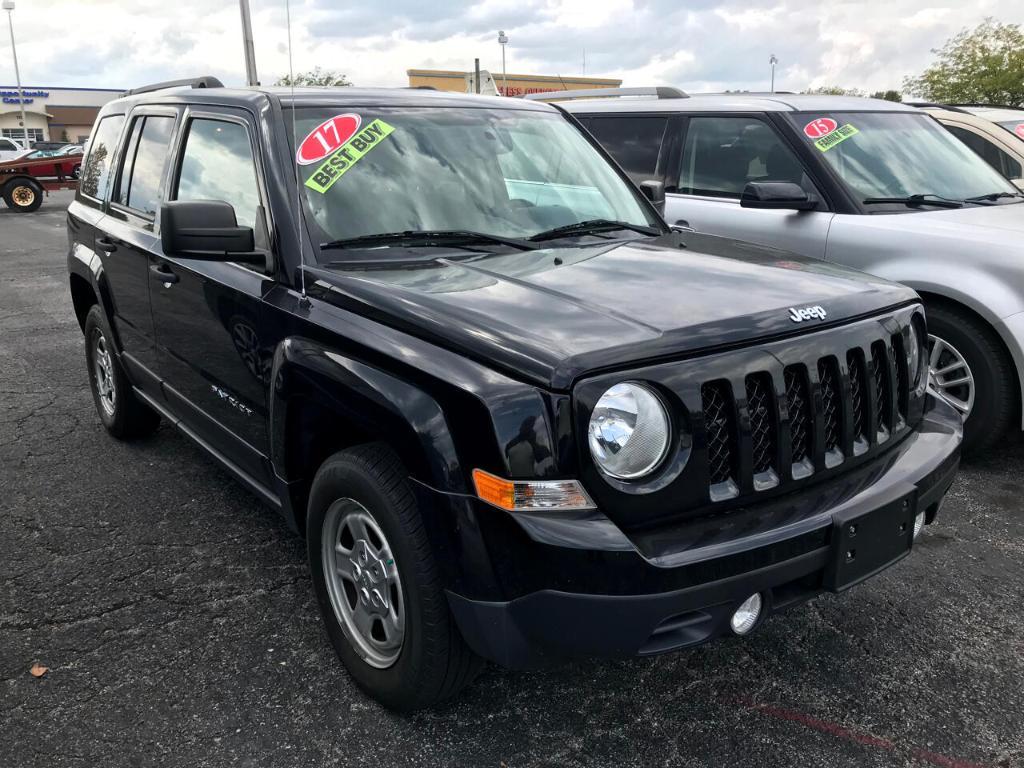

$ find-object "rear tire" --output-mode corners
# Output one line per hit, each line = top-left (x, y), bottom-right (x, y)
(83, 305), (161, 439)
(2, 179), (43, 212)
(307, 443), (483, 710)
(925, 303), (1015, 456)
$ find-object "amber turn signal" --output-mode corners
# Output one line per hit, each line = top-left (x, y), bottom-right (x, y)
(471, 469), (595, 512)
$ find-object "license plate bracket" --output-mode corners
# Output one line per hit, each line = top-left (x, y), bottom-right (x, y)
(824, 492), (917, 592)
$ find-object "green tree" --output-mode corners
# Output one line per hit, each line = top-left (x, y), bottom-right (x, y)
(870, 90), (902, 102)
(802, 85), (866, 97)
(275, 66), (352, 87)
(903, 18), (1024, 106)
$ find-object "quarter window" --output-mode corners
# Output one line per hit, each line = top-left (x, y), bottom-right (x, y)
(585, 116), (669, 183)
(175, 119), (261, 229)
(79, 115), (125, 201)
(677, 116), (814, 198)
(945, 125), (1023, 180)
(115, 115), (175, 215)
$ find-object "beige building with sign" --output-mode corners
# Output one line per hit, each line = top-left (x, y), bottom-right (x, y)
(0, 86), (122, 146)
(407, 69), (621, 98)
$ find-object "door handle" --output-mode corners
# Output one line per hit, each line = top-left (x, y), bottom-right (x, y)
(150, 264), (179, 285)
(96, 237), (117, 253)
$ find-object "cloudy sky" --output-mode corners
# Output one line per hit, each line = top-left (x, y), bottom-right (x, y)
(1, 0), (1022, 94)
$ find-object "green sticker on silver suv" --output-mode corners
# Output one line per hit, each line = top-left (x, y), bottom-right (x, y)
(814, 123), (859, 152)
(305, 119), (395, 193)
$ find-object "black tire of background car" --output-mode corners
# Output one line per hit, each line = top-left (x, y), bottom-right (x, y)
(2, 178), (44, 213)
(307, 443), (483, 711)
(926, 302), (1016, 456)
(83, 305), (161, 439)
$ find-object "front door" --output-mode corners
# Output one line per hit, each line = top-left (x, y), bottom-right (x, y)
(147, 107), (274, 487)
(664, 114), (834, 259)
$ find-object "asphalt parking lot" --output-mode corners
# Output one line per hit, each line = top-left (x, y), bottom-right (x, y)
(1, 191), (1023, 768)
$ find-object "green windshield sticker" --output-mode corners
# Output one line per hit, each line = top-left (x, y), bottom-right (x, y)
(814, 124), (859, 152)
(304, 119), (395, 193)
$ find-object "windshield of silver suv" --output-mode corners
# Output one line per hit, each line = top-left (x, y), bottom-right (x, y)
(289, 106), (660, 258)
(786, 111), (1021, 207)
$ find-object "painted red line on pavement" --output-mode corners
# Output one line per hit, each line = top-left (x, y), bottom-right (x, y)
(737, 700), (990, 768)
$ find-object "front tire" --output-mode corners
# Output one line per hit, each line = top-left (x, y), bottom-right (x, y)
(83, 305), (160, 439)
(307, 444), (482, 710)
(926, 303), (1015, 455)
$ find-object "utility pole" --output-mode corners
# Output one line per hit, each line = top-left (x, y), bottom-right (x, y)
(2, 0), (29, 147)
(474, 58), (480, 94)
(769, 54), (778, 94)
(497, 31), (508, 95)
(239, 0), (259, 86)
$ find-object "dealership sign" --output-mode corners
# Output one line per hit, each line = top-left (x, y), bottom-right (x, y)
(1, 89), (49, 104)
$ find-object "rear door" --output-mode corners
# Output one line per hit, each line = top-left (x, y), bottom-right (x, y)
(101, 107), (180, 378)
(663, 114), (833, 258)
(148, 106), (274, 487)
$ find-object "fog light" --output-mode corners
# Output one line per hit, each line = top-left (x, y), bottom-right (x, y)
(730, 593), (763, 635)
(913, 511), (926, 539)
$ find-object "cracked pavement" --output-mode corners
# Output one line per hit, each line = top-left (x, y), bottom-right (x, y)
(1, 192), (1023, 767)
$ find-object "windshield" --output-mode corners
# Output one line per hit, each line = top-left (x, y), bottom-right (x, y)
(788, 112), (1018, 205)
(289, 106), (658, 257)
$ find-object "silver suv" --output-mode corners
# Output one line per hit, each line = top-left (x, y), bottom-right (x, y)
(544, 89), (1024, 454)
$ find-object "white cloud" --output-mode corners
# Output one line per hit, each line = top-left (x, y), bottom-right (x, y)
(0, 0), (1021, 95)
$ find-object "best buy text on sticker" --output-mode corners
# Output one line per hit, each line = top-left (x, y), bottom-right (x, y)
(803, 118), (838, 139)
(305, 119), (396, 194)
(297, 114), (362, 165)
(814, 124), (859, 152)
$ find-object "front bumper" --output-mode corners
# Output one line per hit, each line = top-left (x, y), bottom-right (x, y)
(446, 394), (961, 669)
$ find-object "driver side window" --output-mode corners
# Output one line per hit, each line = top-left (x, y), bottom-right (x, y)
(677, 116), (816, 199)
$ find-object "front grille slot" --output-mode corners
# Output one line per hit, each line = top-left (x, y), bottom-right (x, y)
(784, 365), (813, 479)
(745, 374), (776, 475)
(891, 333), (908, 423)
(871, 342), (892, 441)
(817, 357), (844, 467)
(702, 380), (738, 494)
(847, 350), (868, 452)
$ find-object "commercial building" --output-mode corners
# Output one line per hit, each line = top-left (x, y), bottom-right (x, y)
(0, 86), (123, 146)
(407, 69), (621, 98)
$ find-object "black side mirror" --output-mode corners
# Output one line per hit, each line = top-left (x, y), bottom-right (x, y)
(639, 180), (666, 214)
(160, 200), (264, 264)
(740, 181), (817, 211)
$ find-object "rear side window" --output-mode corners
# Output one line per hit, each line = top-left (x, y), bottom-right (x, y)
(677, 116), (814, 198)
(945, 125), (1023, 180)
(115, 115), (175, 215)
(585, 116), (668, 183)
(175, 119), (261, 229)
(80, 115), (125, 200)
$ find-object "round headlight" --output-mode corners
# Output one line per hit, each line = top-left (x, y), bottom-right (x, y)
(905, 322), (923, 384)
(588, 382), (670, 480)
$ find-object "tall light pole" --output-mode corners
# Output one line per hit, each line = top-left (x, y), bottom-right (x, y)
(2, 0), (30, 147)
(769, 53), (778, 94)
(239, 0), (259, 86)
(497, 30), (508, 96)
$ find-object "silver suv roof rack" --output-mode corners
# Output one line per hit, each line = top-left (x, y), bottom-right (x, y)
(524, 86), (688, 102)
(125, 76), (225, 96)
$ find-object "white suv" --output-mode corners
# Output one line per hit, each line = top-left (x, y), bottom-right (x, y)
(543, 89), (1024, 454)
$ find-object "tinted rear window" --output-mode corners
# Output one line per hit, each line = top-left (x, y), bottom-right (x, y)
(80, 115), (125, 201)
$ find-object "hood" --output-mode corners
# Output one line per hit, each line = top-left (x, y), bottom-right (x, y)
(306, 232), (917, 390)
(859, 200), (1024, 239)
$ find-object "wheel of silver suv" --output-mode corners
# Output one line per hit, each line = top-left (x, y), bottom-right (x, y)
(928, 334), (975, 417)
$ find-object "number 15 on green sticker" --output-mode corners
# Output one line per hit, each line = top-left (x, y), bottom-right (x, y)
(305, 119), (396, 193)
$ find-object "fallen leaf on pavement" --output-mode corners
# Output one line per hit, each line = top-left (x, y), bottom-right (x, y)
(29, 663), (48, 678)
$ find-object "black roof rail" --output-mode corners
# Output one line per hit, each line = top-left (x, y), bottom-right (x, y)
(948, 102), (1022, 110)
(524, 86), (688, 102)
(124, 76), (225, 96)
(905, 101), (970, 113)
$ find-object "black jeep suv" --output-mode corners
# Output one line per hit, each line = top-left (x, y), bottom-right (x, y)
(67, 78), (962, 710)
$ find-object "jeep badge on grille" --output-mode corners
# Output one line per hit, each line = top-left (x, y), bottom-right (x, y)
(789, 305), (827, 323)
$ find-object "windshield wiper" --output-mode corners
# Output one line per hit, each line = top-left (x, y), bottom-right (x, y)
(861, 194), (964, 209)
(320, 230), (537, 252)
(963, 191), (1024, 203)
(528, 219), (661, 242)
